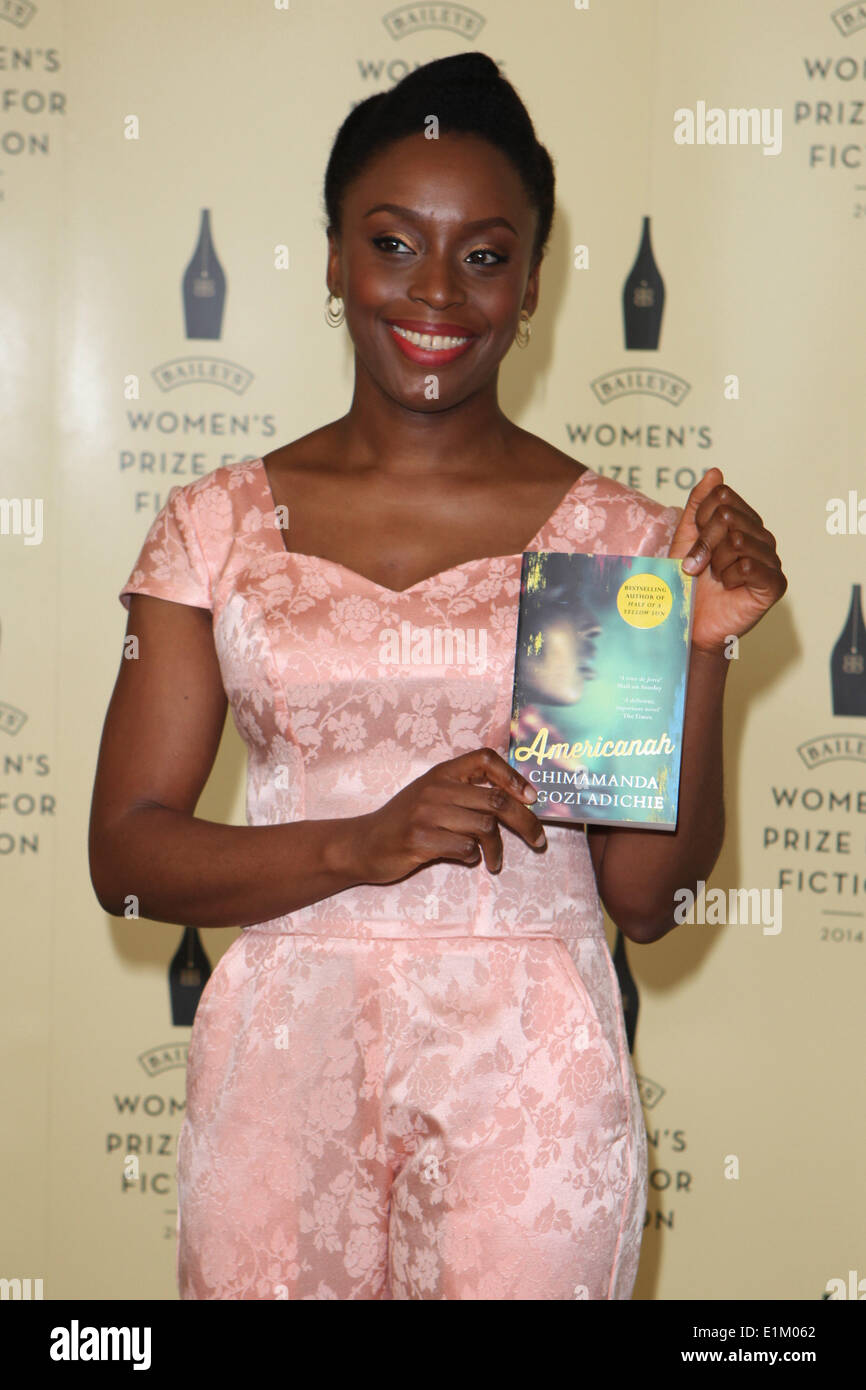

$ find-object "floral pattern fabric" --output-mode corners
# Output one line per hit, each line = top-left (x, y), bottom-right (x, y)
(119, 457), (681, 1300)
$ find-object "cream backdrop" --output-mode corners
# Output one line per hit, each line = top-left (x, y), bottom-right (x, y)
(1, 0), (863, 1300)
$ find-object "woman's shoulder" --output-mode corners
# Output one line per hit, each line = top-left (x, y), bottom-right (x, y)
(182, 457), (265, 507)
(549, 453), (683, 556)
(527, 435), (680, 523)
(154, 459), (272, 585)
(576, 464), (680, 520)
(166, 458), (269, 541)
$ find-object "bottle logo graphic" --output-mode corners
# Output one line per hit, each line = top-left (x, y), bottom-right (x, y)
(831, 583), (866, 717)
(153, 206), (252, 393)
(182, 209), (227, 339)
(613, 927), (640, 1053)
(168, 926), (212, 1026)
(623, 215), (665, 350)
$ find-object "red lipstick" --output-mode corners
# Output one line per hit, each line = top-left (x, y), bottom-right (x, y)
(384, 319), (478, 366)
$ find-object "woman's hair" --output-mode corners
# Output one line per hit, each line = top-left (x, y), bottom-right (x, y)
(323, 53), (556, 267)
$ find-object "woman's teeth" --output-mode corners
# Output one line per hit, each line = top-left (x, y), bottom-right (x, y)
(389, 325), (470, 351)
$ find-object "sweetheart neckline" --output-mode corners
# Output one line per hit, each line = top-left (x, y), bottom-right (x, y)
(255, 457), (595, 596)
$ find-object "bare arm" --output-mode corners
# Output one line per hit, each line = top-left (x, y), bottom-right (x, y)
(88, 594), (366, 928)
(587, 468), (786, 945)
(587, 646), (728, 945)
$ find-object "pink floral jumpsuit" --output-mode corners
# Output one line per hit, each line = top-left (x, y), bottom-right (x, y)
(119, 457), (680, 1300)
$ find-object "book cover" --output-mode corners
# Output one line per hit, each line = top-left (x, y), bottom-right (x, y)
(507, 552), (695, 829)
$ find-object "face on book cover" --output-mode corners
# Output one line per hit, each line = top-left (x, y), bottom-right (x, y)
(526, 613), (602, 705)
(326, 129), (541, 413)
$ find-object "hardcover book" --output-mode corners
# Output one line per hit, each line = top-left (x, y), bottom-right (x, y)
(507, 552), (695, 830)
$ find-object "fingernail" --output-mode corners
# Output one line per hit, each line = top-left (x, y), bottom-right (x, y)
(682, 554), (699, 573)
(523, 785), (538, 802)
(534, 827), (547, 846)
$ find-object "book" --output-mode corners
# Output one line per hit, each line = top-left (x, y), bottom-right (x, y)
(507, 552), (695, 829)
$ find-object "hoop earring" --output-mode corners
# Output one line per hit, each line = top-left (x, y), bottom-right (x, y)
(515, 311), (531, 349)
(325, 292), (345, 327)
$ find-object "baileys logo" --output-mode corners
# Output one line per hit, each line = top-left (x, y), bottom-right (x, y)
(382, 4), (485, 40)
(831, 3), (866, 36)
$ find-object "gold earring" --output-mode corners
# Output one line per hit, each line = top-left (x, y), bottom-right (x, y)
(325, 292), (345, 327)
(515, 311), (531, 349)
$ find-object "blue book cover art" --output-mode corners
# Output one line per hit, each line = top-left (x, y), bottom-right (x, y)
(507, 552), (695, 829)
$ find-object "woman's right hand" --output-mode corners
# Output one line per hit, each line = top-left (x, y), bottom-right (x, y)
(351, 747), (547, 885)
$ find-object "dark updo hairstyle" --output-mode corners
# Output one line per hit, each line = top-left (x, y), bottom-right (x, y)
(323, 53), (556, 267)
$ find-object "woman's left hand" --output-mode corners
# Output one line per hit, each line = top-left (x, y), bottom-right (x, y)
(668, 467), (787, 656)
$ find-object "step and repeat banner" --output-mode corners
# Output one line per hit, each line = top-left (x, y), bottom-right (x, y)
(1, 0), (863, 1300)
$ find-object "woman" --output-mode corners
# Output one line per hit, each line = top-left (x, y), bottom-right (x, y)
(89, 53), (786, 1300)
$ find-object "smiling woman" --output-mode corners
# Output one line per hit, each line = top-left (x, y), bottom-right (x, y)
(90, 52), (786, 1303)
(319, 58), (551, 418)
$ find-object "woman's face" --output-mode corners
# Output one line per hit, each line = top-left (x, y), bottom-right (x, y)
(525, 614), (602, 706)
(327, 131), (541, 411)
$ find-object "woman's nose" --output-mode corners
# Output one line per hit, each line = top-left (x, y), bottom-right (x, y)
(408, 252), (463, 307)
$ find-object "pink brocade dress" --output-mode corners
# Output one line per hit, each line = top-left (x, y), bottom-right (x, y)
(119, 457), (680, 1301)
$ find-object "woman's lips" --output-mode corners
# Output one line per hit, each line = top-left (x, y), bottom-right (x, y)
(385, 321), (477, 366)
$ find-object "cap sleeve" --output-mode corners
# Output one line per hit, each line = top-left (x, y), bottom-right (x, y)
(641, 503), (683, 559)
(119, 485), (211, 611)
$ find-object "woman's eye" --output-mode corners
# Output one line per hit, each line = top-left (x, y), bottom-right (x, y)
(372, 236), (412, 254)
(467, 248), (507, 266)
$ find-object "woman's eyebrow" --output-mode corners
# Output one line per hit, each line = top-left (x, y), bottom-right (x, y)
(362, 202), (519, 236)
